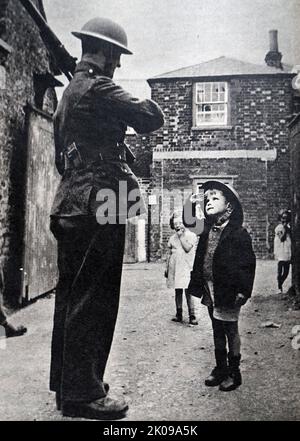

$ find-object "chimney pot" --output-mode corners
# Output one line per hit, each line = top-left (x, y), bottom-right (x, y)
(269, 30), (279, 52)
(265, 29), (282, 69)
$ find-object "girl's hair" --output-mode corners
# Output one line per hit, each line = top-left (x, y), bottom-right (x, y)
(278, 209), (291, 222)
(169, 213), (182, 230)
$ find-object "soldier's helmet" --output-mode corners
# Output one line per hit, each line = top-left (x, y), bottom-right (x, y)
(72, 17), (132, 55)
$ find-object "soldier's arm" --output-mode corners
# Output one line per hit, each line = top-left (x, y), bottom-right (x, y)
(93, 76), (164, 134)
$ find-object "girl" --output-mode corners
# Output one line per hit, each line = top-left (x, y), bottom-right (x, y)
(165, 213), (198, 325)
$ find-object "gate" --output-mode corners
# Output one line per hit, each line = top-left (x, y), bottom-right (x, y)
(124, 217), (146, 263)
(22, 106), (60, 301)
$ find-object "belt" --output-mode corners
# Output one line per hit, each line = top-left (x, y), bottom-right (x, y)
(63, 142), (127, 170)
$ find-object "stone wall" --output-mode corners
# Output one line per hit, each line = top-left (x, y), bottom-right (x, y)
(0, 0), (56, 306)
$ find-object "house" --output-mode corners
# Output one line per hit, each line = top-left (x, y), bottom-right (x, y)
(136, 30), (297, 259)
(0, 0), (60, 306)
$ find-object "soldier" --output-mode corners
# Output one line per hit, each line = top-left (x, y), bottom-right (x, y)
(49, 17), (164, 420)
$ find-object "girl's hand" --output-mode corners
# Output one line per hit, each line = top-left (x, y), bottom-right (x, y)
(235, 293), (248, 307)
(176, 227), (185, 237)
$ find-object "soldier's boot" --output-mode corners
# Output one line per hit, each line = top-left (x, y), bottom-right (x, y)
(62, 396), (128, 420)
(219, 353), (242, 392)
(171, 308), (183, 323)
(56, 382), (110, 411)
(205, 349), (228, 386)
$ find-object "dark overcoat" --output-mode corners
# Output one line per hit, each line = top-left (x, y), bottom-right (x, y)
(188, 219), (256, 309)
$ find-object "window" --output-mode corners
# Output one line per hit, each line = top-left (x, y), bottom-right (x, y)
(194, 81), (229, 127)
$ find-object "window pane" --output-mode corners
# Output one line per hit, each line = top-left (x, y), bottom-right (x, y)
(197, 85), (204, 102)
(205, 113), (212, 122)
(204, 83), (211, 102)
(202, 104), (212, 112)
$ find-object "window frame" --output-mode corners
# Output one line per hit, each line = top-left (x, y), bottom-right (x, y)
(193, 81), (230, 128)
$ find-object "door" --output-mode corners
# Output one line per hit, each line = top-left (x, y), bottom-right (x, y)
(22, 106), (60, 301)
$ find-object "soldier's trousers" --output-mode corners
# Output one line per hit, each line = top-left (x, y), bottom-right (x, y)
(49, 217), (125, 402)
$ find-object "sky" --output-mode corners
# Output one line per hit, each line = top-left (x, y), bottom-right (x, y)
(43, 0), (300, 82)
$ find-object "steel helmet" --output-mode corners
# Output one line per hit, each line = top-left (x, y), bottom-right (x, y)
(72, 17), (132, 55)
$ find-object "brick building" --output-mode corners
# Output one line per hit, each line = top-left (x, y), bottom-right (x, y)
(289, 110), (300, 305)
(132, 30), (297, 260)
(0, 0), (60, 306)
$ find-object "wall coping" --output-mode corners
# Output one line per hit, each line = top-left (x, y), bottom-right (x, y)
(153, 148), (277, 162)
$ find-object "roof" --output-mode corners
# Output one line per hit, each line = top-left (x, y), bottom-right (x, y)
(149, 56), (293, 81)
(115, 79), (151, 99)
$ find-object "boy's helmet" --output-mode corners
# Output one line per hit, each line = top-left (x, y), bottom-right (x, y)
(72, 17), (133, 55)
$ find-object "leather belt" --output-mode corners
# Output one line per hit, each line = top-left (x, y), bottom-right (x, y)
(63, 142), (127, 170)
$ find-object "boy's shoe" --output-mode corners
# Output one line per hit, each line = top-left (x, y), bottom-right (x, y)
(205, 367), (228, 386)
(56, 382), (110, 411)
(62, 396), (128, 420)
(219, 354), (242, 392)
(189, 315), (198, 325)
(205, 349), (228, 386)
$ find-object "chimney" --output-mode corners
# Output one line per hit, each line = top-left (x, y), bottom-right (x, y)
(265, 30), (282, 69)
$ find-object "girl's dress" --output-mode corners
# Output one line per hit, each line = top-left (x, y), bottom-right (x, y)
(166, 230), (197, 289)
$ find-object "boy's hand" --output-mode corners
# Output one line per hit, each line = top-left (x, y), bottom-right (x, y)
(235, 293), (248, 307)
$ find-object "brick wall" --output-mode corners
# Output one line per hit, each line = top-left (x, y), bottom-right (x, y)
(289, 115), (300, 304)
(125, 133), (151, 177)
(147, 75), (294, 259)
(0, 1), (55, 306)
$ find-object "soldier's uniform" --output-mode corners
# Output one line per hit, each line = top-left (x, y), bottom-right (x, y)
(49, 59), (164, 403)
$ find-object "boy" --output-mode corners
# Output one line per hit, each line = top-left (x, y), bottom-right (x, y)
(186, 181), (256, 391)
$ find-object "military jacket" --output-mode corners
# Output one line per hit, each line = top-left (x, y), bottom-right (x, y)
(51, 60), (164, 223)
